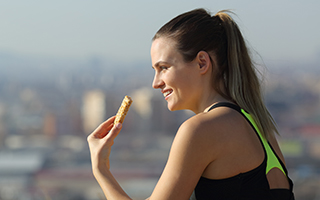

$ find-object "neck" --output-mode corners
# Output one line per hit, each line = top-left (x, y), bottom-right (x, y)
(192, 93), (230, 114)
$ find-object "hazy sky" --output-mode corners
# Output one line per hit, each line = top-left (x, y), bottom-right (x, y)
(0, 0), (319, 64)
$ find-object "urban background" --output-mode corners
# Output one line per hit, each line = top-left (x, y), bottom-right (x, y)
(1, 1), (320, 199)
(0, 53), (319, 200)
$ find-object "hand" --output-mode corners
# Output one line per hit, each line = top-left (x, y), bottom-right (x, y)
(87, 116), (122, 170)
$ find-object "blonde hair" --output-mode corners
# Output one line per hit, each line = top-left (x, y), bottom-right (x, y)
(153, 8), (278, 139)
(215, 10), (278, 139)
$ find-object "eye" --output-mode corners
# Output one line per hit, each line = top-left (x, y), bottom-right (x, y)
(160, 66), (168, 70)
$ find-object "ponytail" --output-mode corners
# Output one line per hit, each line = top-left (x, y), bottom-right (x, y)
(215, 11), (278, 139)
(153, 8), (279, 139)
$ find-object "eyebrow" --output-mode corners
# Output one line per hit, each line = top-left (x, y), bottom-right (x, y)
(152, 61), (169, 69)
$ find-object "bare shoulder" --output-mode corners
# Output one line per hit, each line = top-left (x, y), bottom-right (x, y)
(174, 106), (245, 155)
(150, 106), (260, 198)
(166, 106), (244, 168)
(177, 106), (244, 140)
(150, 107), (242, 199)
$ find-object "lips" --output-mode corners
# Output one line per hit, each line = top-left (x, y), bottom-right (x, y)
(162, 89), (173, 99)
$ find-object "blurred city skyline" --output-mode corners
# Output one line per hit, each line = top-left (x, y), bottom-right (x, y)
(0, 47), (319, 198)
(1, 1), (320, 199)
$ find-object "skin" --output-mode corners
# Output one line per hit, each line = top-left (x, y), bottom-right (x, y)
(151, 37), (224, 114)
(87, 37), (289, 200)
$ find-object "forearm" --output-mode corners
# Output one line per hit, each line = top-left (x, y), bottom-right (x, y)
(93, 166), (132, 200)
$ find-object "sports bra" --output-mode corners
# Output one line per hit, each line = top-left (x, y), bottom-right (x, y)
(190, 102), (295, 200)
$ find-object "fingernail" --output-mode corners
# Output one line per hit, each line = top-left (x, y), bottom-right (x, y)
(116, 123), (122, 129)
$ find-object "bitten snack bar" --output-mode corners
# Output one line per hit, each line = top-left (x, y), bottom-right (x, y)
(114, 95), (133, 125)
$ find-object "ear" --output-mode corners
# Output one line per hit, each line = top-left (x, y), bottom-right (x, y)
(196, 51), (211, 75)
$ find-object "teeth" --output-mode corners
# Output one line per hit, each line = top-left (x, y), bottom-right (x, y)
(163, 91), (171, 97)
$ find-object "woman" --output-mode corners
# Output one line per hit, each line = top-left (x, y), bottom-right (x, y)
(87, 8), (295, 199)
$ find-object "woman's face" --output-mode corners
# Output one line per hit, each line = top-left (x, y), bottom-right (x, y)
(151, 37), (201, 111)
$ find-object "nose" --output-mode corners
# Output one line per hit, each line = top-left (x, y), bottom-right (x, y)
(152, 72), (164, 89)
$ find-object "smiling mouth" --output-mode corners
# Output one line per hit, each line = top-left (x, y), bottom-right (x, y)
(163, 90), (173, 99)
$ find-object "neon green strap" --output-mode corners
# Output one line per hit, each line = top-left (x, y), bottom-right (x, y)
(241, 109), (286, 176)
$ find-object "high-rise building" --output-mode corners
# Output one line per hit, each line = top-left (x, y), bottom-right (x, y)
(43, 112), (56, 138)
(82, 90), (106, 134)
(131, 87), (153, 132)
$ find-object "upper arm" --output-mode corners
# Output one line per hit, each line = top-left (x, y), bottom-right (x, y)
(149, 116), (217, 200)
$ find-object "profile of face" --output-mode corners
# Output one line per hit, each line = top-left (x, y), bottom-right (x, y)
(151, 37), (206, 112)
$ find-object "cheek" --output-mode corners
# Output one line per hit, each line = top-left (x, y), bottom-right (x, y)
(171, 75), (192, 95)
(176, 72), (192, 85)
(165, 69), (193, 90)
(163, 72), (175, 86)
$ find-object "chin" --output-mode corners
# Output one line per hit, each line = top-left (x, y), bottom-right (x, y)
(167, 105), (175, 111)
(167, 103), (175, 111)
(167, 103), (183, 112)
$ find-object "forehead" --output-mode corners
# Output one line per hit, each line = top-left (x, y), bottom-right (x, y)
(151, 37), (180, 66)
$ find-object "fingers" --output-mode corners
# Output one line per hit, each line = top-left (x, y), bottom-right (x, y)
(105, 123), (122, 141)
(88, 116), (123, 143)
(91, 116), (116, 138)
(87, 118), (123, 170)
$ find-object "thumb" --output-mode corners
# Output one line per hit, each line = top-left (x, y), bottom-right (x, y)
(104, 122), (122, 141)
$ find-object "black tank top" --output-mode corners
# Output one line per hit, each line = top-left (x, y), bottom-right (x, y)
(190, 102), (295, 200)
